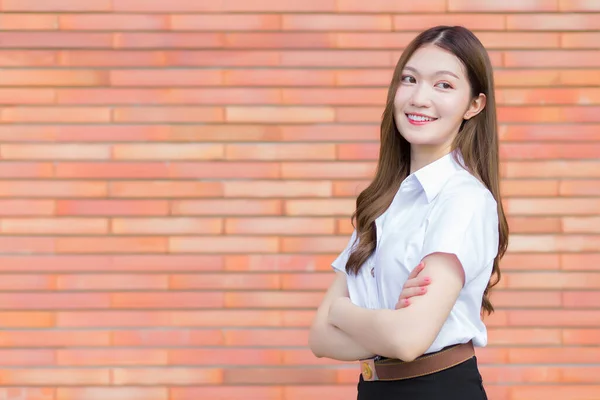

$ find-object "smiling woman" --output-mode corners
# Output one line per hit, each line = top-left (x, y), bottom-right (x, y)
(309, 26), (509, 400)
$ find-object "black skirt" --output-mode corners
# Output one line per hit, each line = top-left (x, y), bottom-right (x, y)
(357, 356), (488, 400)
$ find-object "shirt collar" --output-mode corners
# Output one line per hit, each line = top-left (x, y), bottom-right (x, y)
(410, 150), (465, 203)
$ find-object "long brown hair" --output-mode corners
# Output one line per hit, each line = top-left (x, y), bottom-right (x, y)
(345, 26), (509, 316)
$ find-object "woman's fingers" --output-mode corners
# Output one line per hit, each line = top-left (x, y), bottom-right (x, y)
(402, 276), (432, 289)
(398, 286), (428, 300)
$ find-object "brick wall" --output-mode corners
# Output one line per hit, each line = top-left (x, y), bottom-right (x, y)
(0, 0), (599, 399)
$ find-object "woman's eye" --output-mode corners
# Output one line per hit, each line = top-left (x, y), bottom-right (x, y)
(401, 75), (416, 84)
(436, 82), (452, 89)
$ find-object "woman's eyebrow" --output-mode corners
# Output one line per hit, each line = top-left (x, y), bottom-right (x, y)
(403, 66), (460, 80)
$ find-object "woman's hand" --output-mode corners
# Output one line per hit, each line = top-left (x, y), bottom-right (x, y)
(394, 261), (431, 309)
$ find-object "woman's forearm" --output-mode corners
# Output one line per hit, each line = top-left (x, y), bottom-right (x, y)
(309, 319), (375, 361)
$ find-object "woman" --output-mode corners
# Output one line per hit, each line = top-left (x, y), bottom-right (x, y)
(308, 25), (509, 400)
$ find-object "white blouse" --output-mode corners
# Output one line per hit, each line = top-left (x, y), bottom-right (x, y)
(332, 151), (500, 354)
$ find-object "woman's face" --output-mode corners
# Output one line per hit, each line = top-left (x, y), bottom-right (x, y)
(394, 44), (485, 152)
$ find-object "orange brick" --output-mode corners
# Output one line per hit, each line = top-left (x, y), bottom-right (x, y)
(0, 200), (54, 216)
(58, 88), (168, 105)
(114, 217), (222, 235)
(0, 50), (57, 66)
(225, 69), (335, 86)
(0, 330), (109, 347)
(480, 32), (562, 49)
(336, 218), (354, 234)
(169, 162), (280, 179)
(499, 106), (600, 123)
(500, 124), (600, 141)
(228, 34), (331, 50)
(111, 69), (222, 86)
(224, 0), (336, 12)
(55, 162), (170, 179)
(563, 291), (600, 308)
(113, 143), (223, 160)
(111, 329), (224, 346)
(285, 199), (355, 216)
(56, 274), (168, 290)
(114, 32), (224, 48)
(225, 291), (321, 308)
(0, 293), (109, 309)
(59, 14), (168, 30)
(505, 50), (600, 67)
(561, 69), (600, 85)
(563, 33), (600, 48)
(172, 14), (281, 30)
(488, 328), (562, 345)
(169, 348), (282, 365)
(0, 312), (54, 328)
(282, 88), (386, 106)
(283, 14), (390, 31)
(337, 143), (379, 160)
(1, 218), (107, 235)
(508, 199), (600, 216)
(337, 0), (445, 12)
(393, 14), (505, 30)
(224, 367), (335, 385)
(508, 234), (600, 252)
(166, 50), (280, 67)
(560, 180), (600, 196)
(60, 50), (164, 66)
(172, 387), (282, 400)
(0, 349), (54, 366)
(281, 236), (352, 253)
(170, 124), (282, 142)
(506, 217), (561, 233)
(3, 0), (110, 10)
(0, 162), (53, 178)
(494, 70), (561, 87)
(448, 0), (558, 11)
(562, 254), (600, 271)
(509, 347), (600, 363)
(506, 272), (600, 289)
(281, 125), (378, 142)
(507, 14), (600, 30)
(56, 237), (168, 254)
(0, 388), (54, 400)
(283, 349), (346, 366)
(172, 199), (282, 216)
(226, 217), (334, 235)
(113, 107), (224, 123)
(0, 275), (53, 290)
(335, 32), (415, 49)
(0, 88), (54, 104)
(57, 388), (167, 400)
(2, 107), (110, 123)
(113, 367), (222, 385)
(0, 14), (57, 30)
(501, 179), (559, 196)
(223, 181), (331, 198)
(57, 200), (168, 216)
(110, 181), (222, 198)
(0, 237), (55, 253)
(170, 273), (280, 290)
(224, 329), (307, 346)
(504, 161), (600, 178)
(172, 310), (282, 327)
(282, 51), (392, 67)
(560, 0), (600, 11)
(112, 292), (224, 309)
(57, 349), (167, 366)
(169, 236), (279, 254)
(507, 310), (600, 327)
(0, 368), (110, 385)
(562, 216), (600, 233)
(562, 329), (600, 345)
(498, 88), (600, 106)
(511, 385), (600, 400)
(0, 181), (106, 197)
(2, 144), (110, 160)
(0, 32), (112, 48)
(335, 106), (381, 122)
(226, 144), (335, 160)
(332, 180), (370, 197)
(57, 311), (172, 328)
(224, 255), (335, 272)
(281, 162), (376, 179)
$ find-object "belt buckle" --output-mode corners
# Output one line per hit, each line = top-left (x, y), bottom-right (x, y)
(360, 358), (378, 381)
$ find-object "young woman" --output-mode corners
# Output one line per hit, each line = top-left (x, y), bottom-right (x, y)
(308, 25), (509, 400)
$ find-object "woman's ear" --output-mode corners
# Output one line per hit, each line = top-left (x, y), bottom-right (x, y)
(464, 93), (486, 120)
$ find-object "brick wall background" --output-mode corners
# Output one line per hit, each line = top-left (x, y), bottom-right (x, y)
(0, 0), (599, 399)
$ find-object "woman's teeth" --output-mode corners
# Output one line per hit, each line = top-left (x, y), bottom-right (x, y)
(407, 114), (435, 122)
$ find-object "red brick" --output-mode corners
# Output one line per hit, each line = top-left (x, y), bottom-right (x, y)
(172, 310), (283, 327)
(500, 124), (600, 141)
(505, 51), (600, 67)
(57, 388), (167, 400)
(498, 88), (600, 106)
(169, 162), (280, 179)
(507, 14), (600, 30)
(0, 312), (53, 328)
(560, 0), (600, 11)
(111, 292), (224, 309)
(59, 14), (168, 30)
(337, 143), (379, 160)
(0, 275), (53, 290)
(57, 311), (171, 328)
(60, 50), (165, 66)
(58, 349), (168, 366)
(223, 0), (336, 12)
(0, 88), (54, 104)
(506, 216), (561, 233)
(284, 14), (390, 31)
(3, 0), (110, 10)
(226, 292), (321, 308)
(0, 237), (55, 253)
(172, 199), (282, 216)
(0, 349), (55, 366)
(281, 51), (392, 67)
(504, 161), (600, 178)
(0, 330), (109, 347)
(560, 69), (600, 85)
(506, 272), (600, 289)
(562, 329), (600, 345)
(0, 293), (109, 309)
(332, 180), (370, 197)
(0, 32), (112, 48)
(282, 88), (386, 106)
(508, 235), (600, 252)
(1, 218), (107, 235)
(166, 50), (280, 67)
(494, 70), (561, 87)
(337, 0), (445, 12)
(335, 32), (414, 49)
(0, 50), (57, 66)
(335, 106), (381, 123)
(506, 199), (600, 215)
(0, 181), (106, 198)
(563, 291), (600, 308)
(170, 124), (282, 142)
(114, 32), (224, 49)
(285, 199), (355, 216)
(0, 388), (54, 400)
(281, 125), (378, 142)
(113, 107), (224, 123)
(226, 217), (334, 235)
(563, 33), (600, 48)
(560, 180), (600, 196)
(169, 348), (282, 365)
(57, 274), (168, 290)
(224, 329), (307, 346)
(225, 69), (335, 86)
(488, 328), (562, 345)
(501, 180), (559, 196)
(448, 0), (558, 11)
(281, 236), (352, 253)
(507, 310), (600, 327)
(114, 144), (223, 160)
(224, 367), (336, 385)
(224, 255), (334, 272)
(562, 216), (600, 233)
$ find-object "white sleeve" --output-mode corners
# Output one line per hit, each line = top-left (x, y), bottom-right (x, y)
(331, 230), (358, 274)
(421, 191), (499, 284)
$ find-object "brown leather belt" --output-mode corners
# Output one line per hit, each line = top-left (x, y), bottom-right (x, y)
(360, 341), (475, 381)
